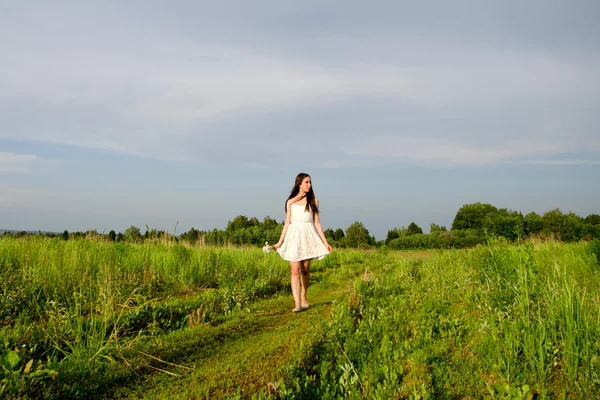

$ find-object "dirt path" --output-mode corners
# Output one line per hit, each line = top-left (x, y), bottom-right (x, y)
(110, 271), (355, 399)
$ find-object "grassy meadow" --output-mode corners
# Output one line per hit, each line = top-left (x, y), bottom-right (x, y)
(1, 236), (599, 398)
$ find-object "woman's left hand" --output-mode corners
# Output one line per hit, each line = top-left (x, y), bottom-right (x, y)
(326, 243), (332, 253)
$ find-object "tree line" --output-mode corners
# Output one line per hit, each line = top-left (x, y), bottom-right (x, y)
(3, 203), (599, 250)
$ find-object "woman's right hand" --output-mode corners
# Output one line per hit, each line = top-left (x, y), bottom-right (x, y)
(272, 242), (282, 250)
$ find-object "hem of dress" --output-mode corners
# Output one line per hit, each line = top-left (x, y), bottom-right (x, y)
(276, 250), (330, 262)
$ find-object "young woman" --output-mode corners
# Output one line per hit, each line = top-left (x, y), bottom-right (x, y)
(272, 173), (332, 312)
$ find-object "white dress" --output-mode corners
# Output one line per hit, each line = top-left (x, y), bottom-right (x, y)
(277, 203), (330, 262)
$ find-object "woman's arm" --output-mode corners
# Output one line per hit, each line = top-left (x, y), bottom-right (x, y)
(313, 199), (332, 252)
(272, 200), (292, 250)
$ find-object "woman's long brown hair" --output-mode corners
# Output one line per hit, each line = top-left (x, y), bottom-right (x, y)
(285, 173), (319, 214)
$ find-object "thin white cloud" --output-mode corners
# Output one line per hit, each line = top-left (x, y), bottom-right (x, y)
(0, 184), (64, 207)
(0, 165), (33, 173)
(0, 151), (38, 174)
(518, 159), (600, 166)
(0, 151), (37, 163)
(345, 136), (599, 167)
(0, 1), (598, 168)
(0, 39), (414, 125)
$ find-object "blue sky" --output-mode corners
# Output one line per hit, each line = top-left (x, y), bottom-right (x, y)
(1, 0), (599, 239)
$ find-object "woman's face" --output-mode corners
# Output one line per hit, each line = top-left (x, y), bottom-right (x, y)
(299, 176), (312, 194)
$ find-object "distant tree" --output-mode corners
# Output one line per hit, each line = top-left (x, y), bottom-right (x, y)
(386, 227), (408, 244)
(585, 214), (600, 226)
(227, 216), (251, 232)
(407, 222), (423, 235)
(144, 225), (166, 240)
(124, 226), (142, 243)
(429, 223), (448, 234)
(108, 230), (117, 241)
(116, 232), (124, 242)
(333, 228), (345, 241)
(324, 228), (335, 243)
(345, 221), (372, 247)
(181, 227), (200, 244)
(262, 216), (279, 230)
(563, 212), (584, 241)
(205, 228), (226, 246)
(336, 237), (348, 248)
(524, 212), (544, 236)
(452, 203), (498, 231)
(386, 229), (400, 244)
(493, 213), (525, 241)
(541, 208), (567, 239)
(582, 223), (600, 240)
(539, 209), (583, 241)
(62, 230), (69, 241)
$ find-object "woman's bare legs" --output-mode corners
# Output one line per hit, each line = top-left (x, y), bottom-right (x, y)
(300, 259), (311, 307)
(290, 261), (302, 310)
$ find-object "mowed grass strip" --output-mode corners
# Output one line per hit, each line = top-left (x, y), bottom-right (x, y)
(109, 262), (369, 399)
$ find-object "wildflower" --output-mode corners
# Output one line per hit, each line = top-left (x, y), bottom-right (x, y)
(262, 241), (271, 253)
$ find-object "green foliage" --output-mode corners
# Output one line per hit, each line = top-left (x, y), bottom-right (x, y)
(541, 209), (585, 241)
(179, 227), (200, 244)
(345, 222), (372, 247)
(2, 236), (600, 398)
(429, 223), (446, 234)
(0, 350), (20, 372)
(389, 233), (440, 250)
(590, 239), (600, 264)
(452, 202), (499, 230)
(387, 229), (484, 250)
(524, 212), (544, 236)
(2, 203), (598, 252)
(123, 225), (142, 243)
(386, 228), (399, 244)
(226, 215), (254, 232)
(585, 214), (600, 225)
(0, 237), (297, 399)
(386, 226), (409, 245)
(323, 228), (335, 243)
(407, 222), (423, 235)
(0, 349), (58, 399)
(261, 216), (279, 230)
(268, 241), (600, 399)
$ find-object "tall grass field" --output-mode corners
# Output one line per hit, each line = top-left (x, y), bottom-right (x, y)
(1, 236), (599, 398)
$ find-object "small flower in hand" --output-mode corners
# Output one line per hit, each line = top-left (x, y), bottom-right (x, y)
(262, 241), (271, 253)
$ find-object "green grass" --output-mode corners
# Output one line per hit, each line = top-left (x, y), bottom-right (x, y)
(0, 237), (372, 398)
(264, 240), (600, 399)
(1, 237), (599, 399)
